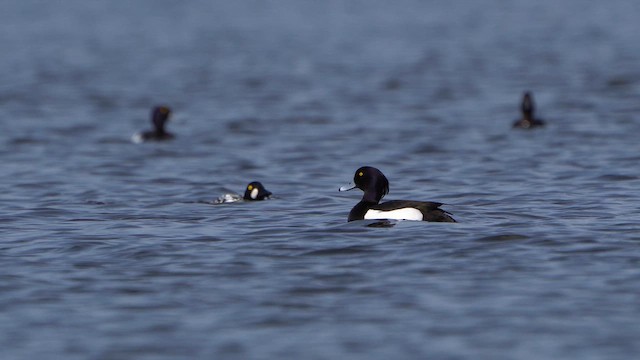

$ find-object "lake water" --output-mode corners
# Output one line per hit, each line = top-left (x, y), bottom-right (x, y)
(1, 0), (640, 359)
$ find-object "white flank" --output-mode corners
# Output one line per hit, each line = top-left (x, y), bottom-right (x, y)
(364, 208), (423, 221)
(131, 133), (144, 144)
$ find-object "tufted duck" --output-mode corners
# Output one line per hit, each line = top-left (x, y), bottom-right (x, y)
(339, 166), (455, 222)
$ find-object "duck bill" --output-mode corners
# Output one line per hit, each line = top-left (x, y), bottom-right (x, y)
(339, 183), (356, 192)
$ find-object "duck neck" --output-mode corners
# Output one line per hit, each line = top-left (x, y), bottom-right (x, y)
(522, 96), (535, 121)
(153, 121), (167, 135)
(523, 109), (534, 121)
(361, 191), (382, 204)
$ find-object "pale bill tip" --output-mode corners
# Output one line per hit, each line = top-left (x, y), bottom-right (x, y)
(339, 184), (356, 192)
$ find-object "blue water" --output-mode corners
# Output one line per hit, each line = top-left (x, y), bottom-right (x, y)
(2, 0), (640, 359)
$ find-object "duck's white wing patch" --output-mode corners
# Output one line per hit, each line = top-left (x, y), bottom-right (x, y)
(364, 208), (423, 221)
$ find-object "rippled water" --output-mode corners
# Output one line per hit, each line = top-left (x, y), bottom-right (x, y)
(2, 0), (640, 359)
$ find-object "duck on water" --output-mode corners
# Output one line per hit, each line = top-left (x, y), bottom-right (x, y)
(339, 166), (455, 223)
(513, 92), (545, 129)
(132, 106), (175, 143)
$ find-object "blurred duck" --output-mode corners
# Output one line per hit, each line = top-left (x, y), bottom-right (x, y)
(132, 106), (174, 143)
(513, 92), (545, 129)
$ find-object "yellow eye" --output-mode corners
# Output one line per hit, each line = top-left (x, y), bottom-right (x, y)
(358, 172), (363, 177)
(247, 185), (253, 190)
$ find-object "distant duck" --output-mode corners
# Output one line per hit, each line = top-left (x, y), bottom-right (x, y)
(132, 106), (175, 143)
(513, 92), (545, 129)
(215, 182), (273, 203)
(339, 166), (455, 222)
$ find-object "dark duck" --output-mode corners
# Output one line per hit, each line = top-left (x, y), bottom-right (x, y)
(215, 182), (272, 203)
(339, 166), (455, 222)
(513, 92), (545, 129)
(132, 106), (175, 143)
(243, 181), (272, 201)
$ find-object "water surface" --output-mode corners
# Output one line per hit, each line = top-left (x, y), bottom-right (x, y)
(1, 1), (640, 359)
